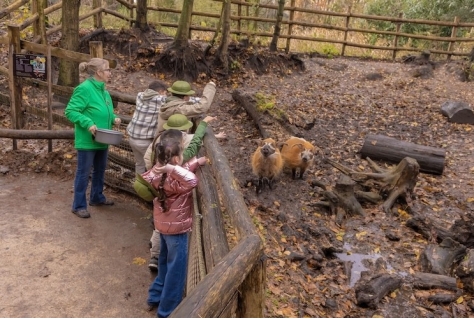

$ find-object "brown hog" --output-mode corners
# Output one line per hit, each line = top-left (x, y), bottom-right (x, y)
(280, 136), (316, 179)
(251, 138), (284, 194)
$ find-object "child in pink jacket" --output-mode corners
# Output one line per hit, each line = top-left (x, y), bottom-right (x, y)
(145, 129), (207, 318)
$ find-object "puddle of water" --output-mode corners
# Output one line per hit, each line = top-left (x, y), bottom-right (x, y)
(335, 243), (408, 287)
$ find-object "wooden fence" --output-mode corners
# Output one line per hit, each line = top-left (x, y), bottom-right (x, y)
(1, 0), (474, 59)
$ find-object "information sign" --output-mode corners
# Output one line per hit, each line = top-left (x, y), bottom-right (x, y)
(13, 54), (47, 80)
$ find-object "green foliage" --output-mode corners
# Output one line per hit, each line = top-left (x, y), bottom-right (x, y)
(321, 44), (340, 58)
(254, 92), (286, 118)
(255, 92), (275, 112)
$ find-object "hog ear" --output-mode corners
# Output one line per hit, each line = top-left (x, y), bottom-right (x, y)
(291, 143), (304, 151)
(277, 141), (286, 150)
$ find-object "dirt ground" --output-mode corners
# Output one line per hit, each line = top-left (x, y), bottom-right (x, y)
(0, 173), (157, 317)
(2, 28), (474, 317)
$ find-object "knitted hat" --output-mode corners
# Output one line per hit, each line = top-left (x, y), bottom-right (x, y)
(163, 114), (193, 131)
(167, 81), (195, 96)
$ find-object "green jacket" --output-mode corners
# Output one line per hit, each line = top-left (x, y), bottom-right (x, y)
(133, 120), (208, 202)
(65, 77), (117, 150)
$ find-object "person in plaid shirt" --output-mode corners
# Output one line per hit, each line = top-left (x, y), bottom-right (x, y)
(127, 80), (168, 174)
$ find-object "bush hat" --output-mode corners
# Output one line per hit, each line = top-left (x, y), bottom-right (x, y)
(167, 80), (195, 96)
(163, 114), (193, 131)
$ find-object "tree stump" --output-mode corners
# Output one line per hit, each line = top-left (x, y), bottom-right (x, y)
(420, 237), (467, 275)
(440, 101), (474, 124)
(360, 134), (445, 175)
(325, 156), (420, 214)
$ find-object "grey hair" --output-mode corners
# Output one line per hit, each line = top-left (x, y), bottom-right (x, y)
(79, 58), (108, 76)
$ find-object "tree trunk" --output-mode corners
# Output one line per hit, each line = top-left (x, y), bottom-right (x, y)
(360, 134), (446, 175)
(269, 0), (285, 51)
(216, 0), (231, 74)
(175, 0), (194, 48)
(134, 0), (149, 31)
(57, 0), (80, 87)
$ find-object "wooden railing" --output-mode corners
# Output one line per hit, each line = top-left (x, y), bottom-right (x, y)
(1, 0), (474, 59)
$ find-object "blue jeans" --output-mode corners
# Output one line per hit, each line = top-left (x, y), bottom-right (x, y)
(72, 149), (108, 211)
(147, 233), (188, 318)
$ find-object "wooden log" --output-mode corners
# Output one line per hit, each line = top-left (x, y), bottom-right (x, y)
(420, 237), (467, 275)
(355, 274), (402, 309)
(171, 235), (262, 318)
(0, 128), (74, 139)
(236, 257), (266, 317)
(427, 293), (459, 304)
(232, 89), (270, 139)
(412, 272), (458, 291)
(196, 163), (230, 271)
(359, 134), (445, 175)
(441, 101), (474, 124)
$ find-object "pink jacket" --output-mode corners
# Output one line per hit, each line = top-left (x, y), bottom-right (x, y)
(152, 157), (200, 235)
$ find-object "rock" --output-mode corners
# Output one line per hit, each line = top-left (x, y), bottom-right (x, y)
(0, 165), (9, 174)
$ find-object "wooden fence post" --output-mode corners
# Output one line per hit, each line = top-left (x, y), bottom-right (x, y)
(129, 0), (134, 27)
(47, 44), (53, 152)
(31, 0), (40, 38)
(89, 41), (104, 58)
(392, 12), (403, 60)
(237, 255), (266, 318)
(448, 16), (459, 61)
(341, 5), (351, 57)
(93, 0), (103, 28)
(7, 25), (23, 150)
(285, 0), (295, 53)
(237, 1), (242, 34)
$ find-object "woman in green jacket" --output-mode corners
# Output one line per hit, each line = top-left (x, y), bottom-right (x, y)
(65, 58), (121, 218)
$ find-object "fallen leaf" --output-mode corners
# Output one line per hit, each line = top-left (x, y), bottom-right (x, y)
(132, 257), (146, 265)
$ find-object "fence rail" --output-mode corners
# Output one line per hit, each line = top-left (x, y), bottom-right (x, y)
(1, 0), (474, 59)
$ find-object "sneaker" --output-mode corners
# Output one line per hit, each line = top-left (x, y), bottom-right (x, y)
(72, 209), (90, 218)
(89, 200), (114, 206)
(148, 257), (158, 271)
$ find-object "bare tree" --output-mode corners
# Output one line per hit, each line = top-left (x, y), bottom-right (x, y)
(57, 0), (80, 87)
(215, 0), (231, 73)
(134, 0), (149, 31)
(155, 0), (209, 81)
(269, 0), (285, 51)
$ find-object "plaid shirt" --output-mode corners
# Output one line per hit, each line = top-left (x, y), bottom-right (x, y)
(126, 91), (166, 139)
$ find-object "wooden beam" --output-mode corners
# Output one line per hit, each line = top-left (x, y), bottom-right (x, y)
(21, 40), (117, 69)
(8, 25), (23, 150)
(0, 128), (74, 139)
(0, 0), (29, 20)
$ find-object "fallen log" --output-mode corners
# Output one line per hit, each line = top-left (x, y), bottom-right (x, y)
(420, 237), (467, 275)
(406, 212), (474, 247)
(427, 292), (460, 304)
(355, 274), (402, 309)
(412, 272), (458, 291)
(359, 134), (445, 175)
(441, 100), (474, 124)
(231, 89), (270, 138)
(0, 128), (73, 139)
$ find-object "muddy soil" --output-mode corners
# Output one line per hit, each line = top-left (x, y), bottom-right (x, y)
(1, 28), (474, 317)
